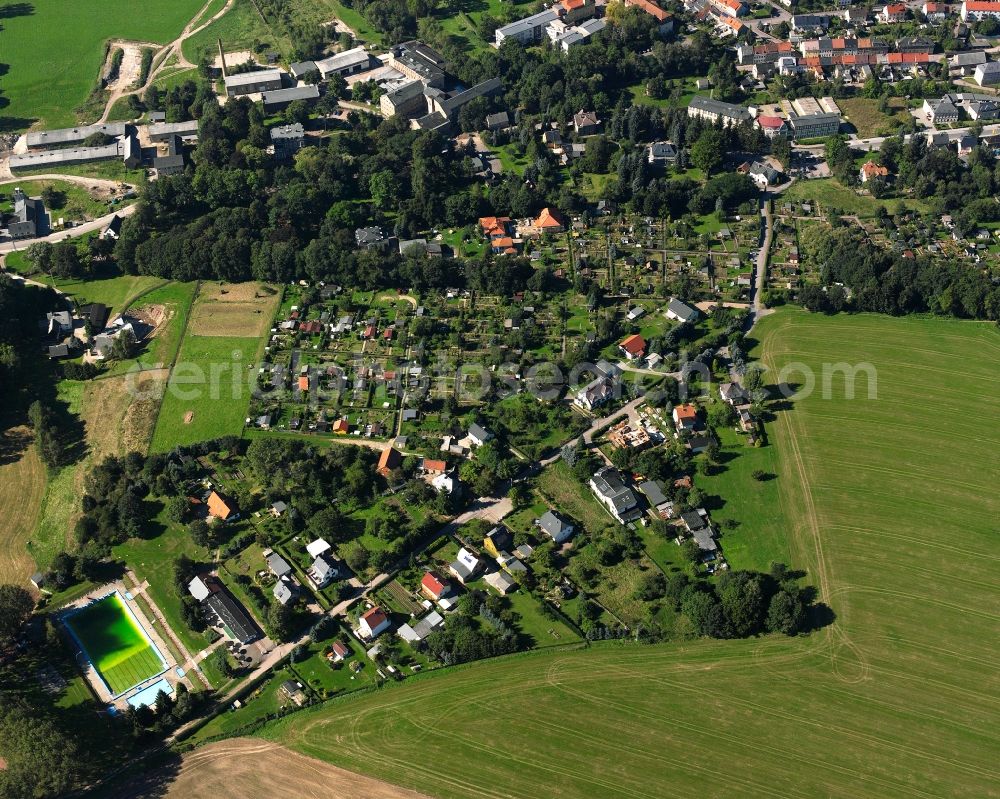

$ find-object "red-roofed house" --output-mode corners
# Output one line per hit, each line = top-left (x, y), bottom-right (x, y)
(710, 0), (748, 16)
(923, 1), (949, 20)
(479, 216), (512, 239)
(879, 2), (908, 21)
(333, 418), (350, 434)
(619, 334), (647, 360)
(330, 640), (351, 662)
(625, 0), (674, 28)
(376, 446), (402, 478)
(298, 375), (310, 391)
(421, 458), (448, 475)
(756, 115), (788, 138)
(672, 404), (699, 431)
(420, 571), (451, 601)
(559, 0), (597, 23)
(859, 161), (889, 182)
(358, 607), (391, 639)
(520, 207), (565, 236)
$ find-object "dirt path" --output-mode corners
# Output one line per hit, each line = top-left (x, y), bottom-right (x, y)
(116, 738), (436, 798)
(99, 0), (236, 122)
(0, 173), (127, 190)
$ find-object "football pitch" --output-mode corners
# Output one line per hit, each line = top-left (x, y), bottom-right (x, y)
(65, 593), (165, 697)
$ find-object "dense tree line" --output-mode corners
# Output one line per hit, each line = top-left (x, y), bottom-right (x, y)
(800, 226), (1000, 319)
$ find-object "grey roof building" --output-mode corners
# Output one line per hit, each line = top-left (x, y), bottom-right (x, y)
(265, 550), (292, 578)
(148, 120), (200, 141)
(9, 142), (121, 171)
(289, 60), (317, 79)
(389, 41), (447, 87)
(537, 510), (575, 543)
(271, 123), (306, 160)
(665, 298), (699, 324)
(25, 122), (126, 149)
(315, 47), (373, 79)
(687, 96), (751, 126)
(206, 591), (261, 643)
(224, 68), (284, 97)
(8, 188), (46, 239)
(495, 9), (560, 46)
(589, 466), (642, 524)
(261, 84), (320, 112)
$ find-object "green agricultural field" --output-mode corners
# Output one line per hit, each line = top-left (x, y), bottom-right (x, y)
(150, 334), (261, 450)
(64, 593), (164, 696)
(0, 0), (205, 131)
(258, 309), (998, 798)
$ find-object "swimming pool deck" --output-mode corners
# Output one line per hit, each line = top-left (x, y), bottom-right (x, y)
(59, 579), (194, 710)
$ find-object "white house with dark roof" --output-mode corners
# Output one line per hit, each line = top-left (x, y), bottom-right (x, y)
(665, 298), (699, 324)
(537, 510), (575, 543)
(589, 467), (642, 524)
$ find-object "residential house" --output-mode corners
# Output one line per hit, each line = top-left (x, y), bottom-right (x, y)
(468, 422), (493, 447)
(574, 360), (621, 411)
(923, 96), (960, 124)
(559, 0), (598, 23)
(619, 333), (646, 360)
(422, 458), (448, 475)
(486, 111), (512, 131)
(8, 188), (45, 239)
(687, 432), (715, 453)
(923, 1), (949, 20)
(420, 571), (451, 601)
(449, 547), (481, 584)
(484, 571), (517, 595)
(950, 50), (986, 74)
(879, 2), (908, 21)
(590, 467), (642, 524)
(625, 0), (675, 32)
(518, 207), (565, 236)
(398, 611), (445, 642)
(273, 576), (298, 606)
(859, 160), (889, 182)
(720, 381), (751, 406)
(265, 550), (292, 579)
(746, 160), (782, 189)
(329, 641), (351, 662)
(538, 509), (575, 543)
(271, 500), (288, 517)
(638, 480), (675, 519)
(573, 110), (601, 135)
(358, 606), (391, 640)
(207, 490), (236, 521)
(101, 214), (122, 240)
(673, 403), (699, 431)
(973, 61), (1000, 86)
(376, 446), (402, 478)
(355, 226), (394, 251)
(665, 297), (700, 324)
(307, 556), (338, 589)
(270, 123), (306, 160)
(483, 526), (514, 558)
(495, 9), (560, 46)
(756, 115), (789, 138)
(961, 0), (1000, 20)
(646, 141), (678, 171)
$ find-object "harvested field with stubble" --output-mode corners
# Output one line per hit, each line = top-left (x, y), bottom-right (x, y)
(119, 739), (435, 799)
(254, 310), (998, 799)
(187, 282), (280, 338)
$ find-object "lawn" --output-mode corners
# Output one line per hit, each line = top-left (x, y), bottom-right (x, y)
(0, 427), (47, 584)
(10, 161), (146, 183)
(103, 280), (198, 376)
(149, 282), (279, 450)
(3, 272), (166, 318)
(252, 309), (998, 798)
(0, 0), (205, 130)
(0, 179), (109, 221)
(64, 593), (164, 696)
(693, 425), (790, 572)
(838, 96), (910, 139)
(782, 178), (930, 217)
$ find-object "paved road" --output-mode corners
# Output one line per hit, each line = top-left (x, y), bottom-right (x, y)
(753, 197), (773, 318)
(0, 203), (137, 256)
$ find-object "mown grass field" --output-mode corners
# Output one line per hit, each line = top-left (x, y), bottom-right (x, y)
(0, 0), (204, 131)
(150, 283), (279, 450)
(838, 96), (911, 139)
(0, 427), (47, 585)
(257, 309), (999, 798)
(781, 178), (931, 217)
